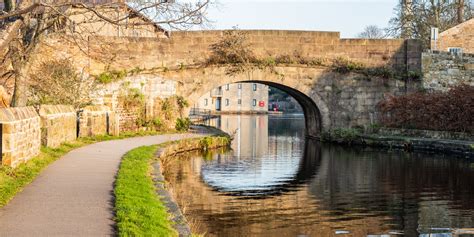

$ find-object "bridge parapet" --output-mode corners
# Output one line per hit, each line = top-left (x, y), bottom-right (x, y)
(87, 30), (422, 75)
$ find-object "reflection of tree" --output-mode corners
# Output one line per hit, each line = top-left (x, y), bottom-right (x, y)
(308, 145), (474, 235)
(268, 115), (305, 137)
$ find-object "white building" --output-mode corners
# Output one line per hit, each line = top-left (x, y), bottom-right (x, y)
(195, 83), (269, 113)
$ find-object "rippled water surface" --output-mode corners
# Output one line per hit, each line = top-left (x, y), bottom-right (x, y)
(163, 115), (474, 237)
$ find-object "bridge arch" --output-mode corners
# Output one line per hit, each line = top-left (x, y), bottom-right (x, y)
(244, 80), (323, 138)
(181, 70), (330, 138)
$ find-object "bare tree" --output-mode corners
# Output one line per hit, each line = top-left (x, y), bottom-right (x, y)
(128, 0), (212, 30)
(0, 0), (212, 107)
(387, 0), (473, 48)
(357, 25), (386, 39)
(28, 59), (97, 109)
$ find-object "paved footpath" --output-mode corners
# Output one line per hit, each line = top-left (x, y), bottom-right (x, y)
(0, 133), (204, 237)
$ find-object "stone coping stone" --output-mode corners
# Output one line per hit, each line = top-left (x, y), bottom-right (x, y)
(0, 107), (38, 122)
(82, 105), (111, 112)
(81, 105), (113, 116)
(39, 105), (75, 116)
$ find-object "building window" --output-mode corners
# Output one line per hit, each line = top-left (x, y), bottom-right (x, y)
(253, 99), (257, 107)
(225, 84), (230, 90)
(448, 47), (463, 56)
(225, 99), (230, 106)
(253, 84), (257, 91)
(204, 99), (208, 106)
(238, 99), (242, 105)
(238, 84), (242, 89)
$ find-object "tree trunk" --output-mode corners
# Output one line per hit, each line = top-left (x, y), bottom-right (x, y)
(11, 61), (29, 107)
(401, 0), (413, 38)
(458, 0), (465, 23)
(3, 0), (16, 12)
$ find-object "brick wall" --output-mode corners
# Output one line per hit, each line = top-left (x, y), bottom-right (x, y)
(0, 107), (41, 168)
(431, 19), (474, 54)
(39, 105), (77, 148)
(422, 51), (474, 91)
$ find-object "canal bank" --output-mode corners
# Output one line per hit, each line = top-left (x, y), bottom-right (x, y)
(114, 135), (231, 236)
(153, 137), (230, 236)
(322, 128), (474, 158)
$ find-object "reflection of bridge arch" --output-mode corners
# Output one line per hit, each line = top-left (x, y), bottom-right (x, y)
(199, 139), (322, 198)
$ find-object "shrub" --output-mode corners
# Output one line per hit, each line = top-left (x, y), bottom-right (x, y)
(152, 118), (163, 130)
(307, 58), (325, 66)
(377, 85), (474, 133)
(199, 137), (212, 151)
(275, 54), (294, 64)
(176, 96), (189, 110)
(120, 88), (145, 109)
(175, 118), (191, 132)
(332, 57), (365, 74)
(208, 30), (256, 66)
(28, 59), (96, 109)
(406, 70), (423, 81)
(95, 70), (127, 84)
(366, 67), (394, 79)
(321, 128), (362, 143)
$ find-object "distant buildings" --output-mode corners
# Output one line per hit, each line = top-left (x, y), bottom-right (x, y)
(195, 83), (268, 113)
(431, 18), (474, 54)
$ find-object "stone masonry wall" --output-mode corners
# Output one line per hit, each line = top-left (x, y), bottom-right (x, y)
(0, 104), (135, 168)
(422, 51), (474, 91)
(87, 31), (422, 74)
(26, 30), (423, 134)
(39, 105), (77, 148)
(78, 105), (119, 137)
(92, 74), (177, 113)
(0, 107), (41, 168)
(116, 107), (141, 132)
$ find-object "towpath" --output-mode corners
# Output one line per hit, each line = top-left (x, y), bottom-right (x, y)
(0, 133), (206, 236)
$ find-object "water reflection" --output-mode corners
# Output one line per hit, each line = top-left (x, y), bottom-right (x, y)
(201, 114), (314, 197)
(164, 115), (474, 237)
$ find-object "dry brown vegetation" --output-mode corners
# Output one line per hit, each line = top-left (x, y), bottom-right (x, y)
(377, 85), (474, 133)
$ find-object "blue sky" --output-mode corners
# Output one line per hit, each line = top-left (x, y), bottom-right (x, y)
(203, 0), (398, 38)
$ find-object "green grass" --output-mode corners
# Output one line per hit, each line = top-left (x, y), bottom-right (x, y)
(114, 145), (177, 237)
(114, 136), (230, 236)
(0, 130), (174, 208)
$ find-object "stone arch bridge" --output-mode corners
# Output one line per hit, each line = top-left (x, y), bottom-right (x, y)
(39, 30), (422, 138)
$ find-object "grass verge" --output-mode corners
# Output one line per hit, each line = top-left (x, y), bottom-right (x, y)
(114, 145), (177, 237)
(0, 130), (173, 208)
(114, 136), (231, 236)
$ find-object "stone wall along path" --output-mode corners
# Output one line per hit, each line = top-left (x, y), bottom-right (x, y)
(0, 133), (205, 236)
(0, 107), (41, 167)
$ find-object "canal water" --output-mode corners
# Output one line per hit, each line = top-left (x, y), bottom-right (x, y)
(163, 114), (474, 236)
